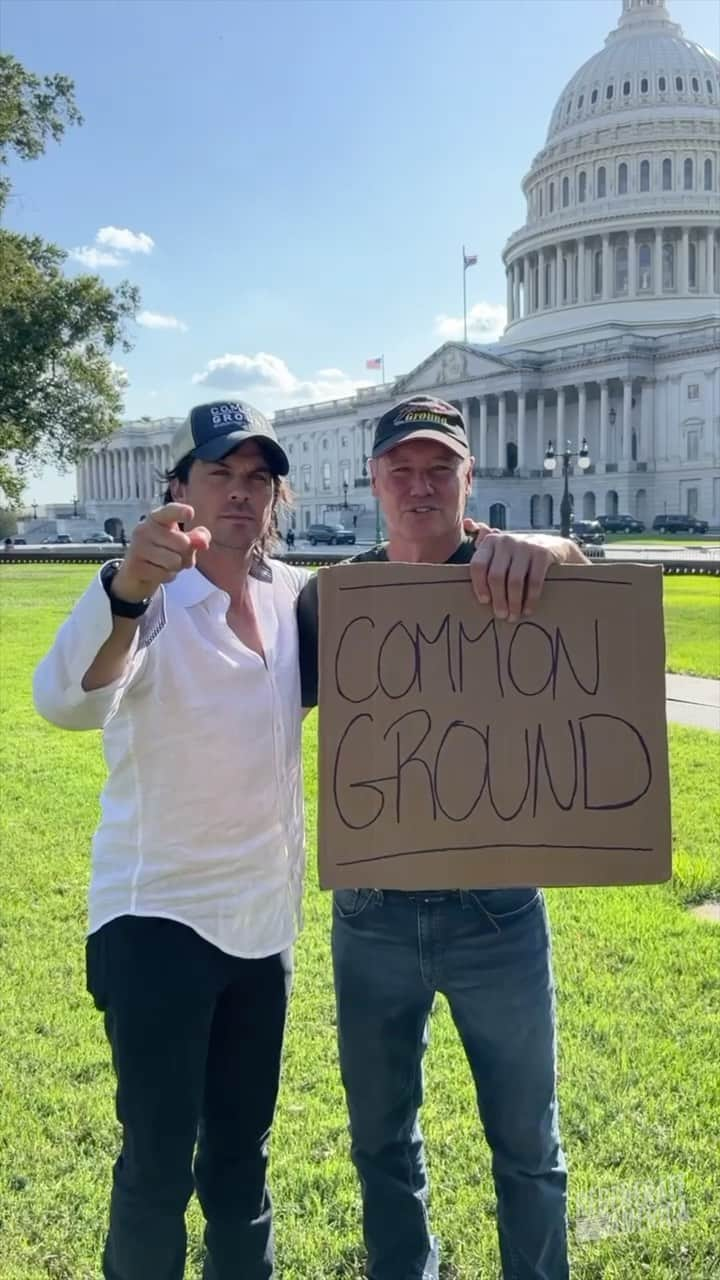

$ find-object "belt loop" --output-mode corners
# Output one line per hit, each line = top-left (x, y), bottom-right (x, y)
(459, 889), (471, 910)
(373, 888), (384, 905)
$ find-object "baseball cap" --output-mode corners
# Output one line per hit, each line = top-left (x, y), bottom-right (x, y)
(372, 396), (469, 460)
(170, 401), (289, 476)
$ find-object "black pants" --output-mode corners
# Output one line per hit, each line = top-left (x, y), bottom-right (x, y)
(86, 915), (293, 1280)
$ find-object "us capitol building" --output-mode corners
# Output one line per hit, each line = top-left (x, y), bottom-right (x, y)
(77, 0), (719, 536)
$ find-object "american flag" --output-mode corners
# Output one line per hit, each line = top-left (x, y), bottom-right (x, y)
(366, 356), (382, 370)
(464, 251), (478, 269)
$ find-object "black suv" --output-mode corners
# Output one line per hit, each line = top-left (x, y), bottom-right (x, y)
(652, 514), (709, 534)
(596, 514), (645, 533)
(570, 519), (605, 545)
(305, 523), (356, 546)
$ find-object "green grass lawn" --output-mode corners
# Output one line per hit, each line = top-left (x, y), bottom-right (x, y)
(663, 578), (720, 679)
(604, 534), (719, 545)
(2, 566), (719, 1279)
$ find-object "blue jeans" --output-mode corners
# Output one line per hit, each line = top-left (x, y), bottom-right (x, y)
(332, 888), (568, 1280)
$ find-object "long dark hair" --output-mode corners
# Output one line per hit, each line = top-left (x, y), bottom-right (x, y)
(163, 454), (293, 558)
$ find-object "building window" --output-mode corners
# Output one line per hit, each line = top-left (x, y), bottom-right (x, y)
(594, 250), (603, 295)
(341, 462), (350, 486)
(623, 79), (631, 96)
(322, 437), (329, 450)
(288, 442), (294, 454)
(675, 76), (684, 92)
(658, 75), (667, 91)
(615, 244), (628, 294)
(545, 262), (552, 304)
(688, 384), (700, 400)
(663, 240), (675, 289)
(302, 440), (308, 453)
(640, 76), (649, 94)
(662, 157), (672, 190)
(692, 76), (700, 93)
(689, 240), (697, 289)
(302, 466), (311, 492)
(322, 461), (331, 491)
(566, 98), (572, 116)
(606, 83), (614, 100)
(707, 79), (714, 95)
(704, 158), (713, 190)
(341, 435), (348, 447)
(618, 162), (628, 194)
(562, 176), (569, 207)
(549, 182), (555, 212)
(562, 254), (568, 301)
(638, 243), (652, 291)
(578, 171), (586, 202)
(597, 166), (606, 198)
(684, 158), (693, 189)
(687, 487), (699, 515)
(577, 93), (584, 109)
(538, 187), (543, 216)
(591, 88), (598, 105)
(640, 159), (650, 191)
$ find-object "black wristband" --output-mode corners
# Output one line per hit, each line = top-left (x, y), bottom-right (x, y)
(101, 561), (151, 618)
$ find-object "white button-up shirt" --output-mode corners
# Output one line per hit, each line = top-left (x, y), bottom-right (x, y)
(33, 560), (310, 958)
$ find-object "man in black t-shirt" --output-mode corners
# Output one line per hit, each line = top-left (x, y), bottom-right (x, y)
(296, 397), (587, 1280)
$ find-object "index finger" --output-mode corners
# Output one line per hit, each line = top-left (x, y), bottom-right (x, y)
(149, 502), (195, 528)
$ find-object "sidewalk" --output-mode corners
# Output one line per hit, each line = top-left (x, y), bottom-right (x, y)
(666, 674), (720, 731)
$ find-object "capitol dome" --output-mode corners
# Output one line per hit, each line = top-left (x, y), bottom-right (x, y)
(502, 0), (720, 346)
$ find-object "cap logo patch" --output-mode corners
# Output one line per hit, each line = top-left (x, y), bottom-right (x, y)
(209, 403), (250, 429)
(396, 410), (451, 427)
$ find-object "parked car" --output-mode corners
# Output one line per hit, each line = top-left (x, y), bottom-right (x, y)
(8, 536), (27, 545)
(305, 523), (356, 546)
(570, 519), (606, 546)
(596, 514), (646, 533)
(83, 531), (115, 543)
(42, 534), (73, 544)
(651, 514), (709, 534)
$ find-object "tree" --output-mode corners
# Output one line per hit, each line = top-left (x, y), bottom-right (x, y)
(0, 54), (140, 503)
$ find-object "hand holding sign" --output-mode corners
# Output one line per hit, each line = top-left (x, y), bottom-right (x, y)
(113, 503), (211, 602)
(462, 517), (588, 621)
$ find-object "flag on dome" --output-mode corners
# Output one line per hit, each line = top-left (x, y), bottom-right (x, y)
(463, 251), (478, 269)
(365, 357), (382, 370)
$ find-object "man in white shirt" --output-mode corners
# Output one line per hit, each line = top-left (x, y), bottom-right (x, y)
(33, 401), (310, 1280)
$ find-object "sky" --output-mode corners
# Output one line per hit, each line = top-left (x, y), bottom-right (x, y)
(4, 0), (718, 504)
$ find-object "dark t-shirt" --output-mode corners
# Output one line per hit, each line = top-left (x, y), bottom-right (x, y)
(296, 538), (477, 709)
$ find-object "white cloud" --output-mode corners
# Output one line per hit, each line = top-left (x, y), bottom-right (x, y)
(137, 310), (188, 332)
(97, 226), (155, 255)
(191, 352), (367, 408)
(110, 361), (129, 388)
(69, 225), (155, 270)
(434, 301), (507, 343)
(69, 245), (125, 268)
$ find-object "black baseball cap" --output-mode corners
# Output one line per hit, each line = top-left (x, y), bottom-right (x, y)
(170, 400), (289, 475)
(372, 395), (469, 460)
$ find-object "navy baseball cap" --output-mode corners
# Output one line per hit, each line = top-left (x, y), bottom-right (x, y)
(372, 396), (469, 460)
(170, 400), (289, 475)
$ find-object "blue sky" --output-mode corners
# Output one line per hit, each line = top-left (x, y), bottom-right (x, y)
(4, 0), (717, 504)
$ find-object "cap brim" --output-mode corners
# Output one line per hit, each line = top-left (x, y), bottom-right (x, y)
(372, 427), (469, 460)
(191, 432), (289, 476)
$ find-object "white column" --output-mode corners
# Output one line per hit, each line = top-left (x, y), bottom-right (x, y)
(128, 448), (137, 501)
(556, 386), (566, 448)
(97, 453), (105, 501)
(506, 269), (513, 320)
(628, 229), (636, 297)
(577, 383), (587, 453)
(523, 256), (531, 316)
(706, 228), (714, 293)
(536, 393), (545, 468)
(622, 378), (633, 461)
(497, 394), (506, 469)
(144, 450), (153, 502)
(554, 247), (561, 306)
(655, 227), (664, 294)
(517, 392), (526, 469)
(602, 234), (611, 301)
(512, 263), (520, 319)
(479, 397), (488, 468)
(114, 450), (122, 500)
(680, 228), (690, 293)
(640, 380), (654, 461)
(538, 249), (545, 308)
(462, 399), (472, 456)
(599, 381), (609, 464)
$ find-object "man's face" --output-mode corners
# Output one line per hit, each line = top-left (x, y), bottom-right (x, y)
(171, 440), (276, 553)
(370, 437), (473, 542)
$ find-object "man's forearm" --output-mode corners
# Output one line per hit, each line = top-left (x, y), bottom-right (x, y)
(81, 616), (142, 691)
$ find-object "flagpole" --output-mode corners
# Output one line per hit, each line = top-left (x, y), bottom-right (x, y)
(462, 245), (468, 344)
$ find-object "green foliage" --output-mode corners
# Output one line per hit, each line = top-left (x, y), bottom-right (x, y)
(0, 54), (139, 504)
(0, 507), (18, 538)
(1, 566), (719, 1278)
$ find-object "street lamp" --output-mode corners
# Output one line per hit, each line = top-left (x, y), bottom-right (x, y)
(544, 438), (591, 538)
(72, 494), (78, 518)
(362, 454), (382, 543)
(31, 501), (38, 520)
(608, 406), (617, 427)
(342, 480), (349, 509)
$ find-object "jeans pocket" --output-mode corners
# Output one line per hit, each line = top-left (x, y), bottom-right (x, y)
(333, 888), (377, 920)
(470, 887), (541, 924)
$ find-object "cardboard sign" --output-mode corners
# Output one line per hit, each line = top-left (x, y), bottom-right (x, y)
(317, 562), (671, 889)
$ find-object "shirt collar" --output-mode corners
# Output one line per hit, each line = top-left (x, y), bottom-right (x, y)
(165, 557), (274, 609)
